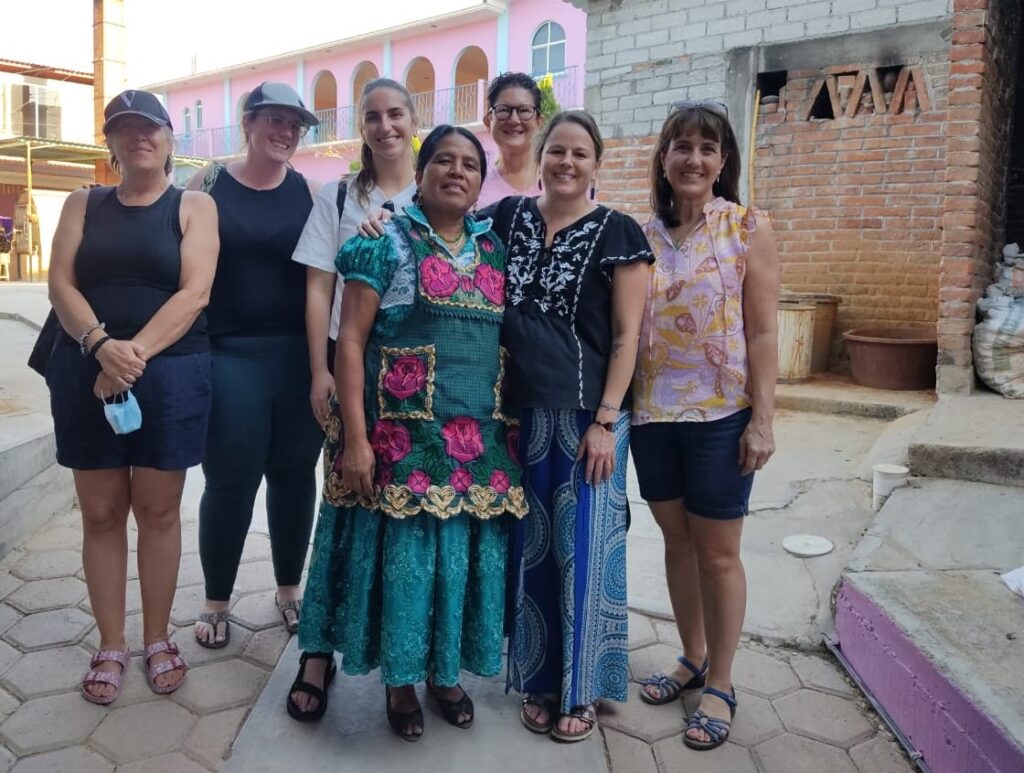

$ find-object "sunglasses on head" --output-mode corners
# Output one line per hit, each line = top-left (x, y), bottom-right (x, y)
(668, 99), (729, 119)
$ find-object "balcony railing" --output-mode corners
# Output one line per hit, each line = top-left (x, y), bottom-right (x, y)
(173, 66), (580, 160)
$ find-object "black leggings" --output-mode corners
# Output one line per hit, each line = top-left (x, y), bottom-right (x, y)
(199, 335), (323, 601)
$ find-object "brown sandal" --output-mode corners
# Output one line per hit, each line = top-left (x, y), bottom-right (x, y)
(550, 703), (597, 743)
(520, 693), (556, 734)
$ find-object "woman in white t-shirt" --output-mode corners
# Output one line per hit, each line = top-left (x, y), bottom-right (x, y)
(292, 78), (419, 427)
(477, 72), (545, 208)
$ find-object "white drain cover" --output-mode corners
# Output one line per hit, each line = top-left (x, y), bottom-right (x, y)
(783, 534), (835, 558)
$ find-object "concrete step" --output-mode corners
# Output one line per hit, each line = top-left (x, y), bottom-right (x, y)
(0, 461), (75, 559)
(0, 411), (57, 501)
(908, 394), (1024, 487)
(223, 639), (607, 772)
(836, 479), (1024, 773)
(775, 374), (935, 420)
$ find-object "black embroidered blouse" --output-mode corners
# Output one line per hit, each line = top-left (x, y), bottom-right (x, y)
(484, 196), (654, 412)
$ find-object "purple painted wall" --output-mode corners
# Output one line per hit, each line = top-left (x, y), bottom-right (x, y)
(836, 581), (1024, 773)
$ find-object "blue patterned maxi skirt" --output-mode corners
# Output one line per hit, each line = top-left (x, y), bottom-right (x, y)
(507, 408), (630, 712)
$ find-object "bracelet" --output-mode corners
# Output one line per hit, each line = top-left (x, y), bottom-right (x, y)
(78, 322), (105, 357)
(88, 335), (111, 359)
(593, 420), (614, 433)
(598, 401), (619, 412)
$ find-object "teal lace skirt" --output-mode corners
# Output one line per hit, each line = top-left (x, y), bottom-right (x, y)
(298, 500), (509, 686)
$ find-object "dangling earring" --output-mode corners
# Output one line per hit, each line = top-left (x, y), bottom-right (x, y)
(538, 178), (543, 191)
(589, 183), (596, 200)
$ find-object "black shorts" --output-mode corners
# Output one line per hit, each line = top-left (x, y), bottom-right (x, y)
(47, 340), (212, 471)
(629, 408), (754, 519)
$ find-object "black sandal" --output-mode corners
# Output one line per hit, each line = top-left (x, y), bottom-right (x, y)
(386, 685), (425, 742)
(285, 651), (336, 722)
(427, 678), (474, 729)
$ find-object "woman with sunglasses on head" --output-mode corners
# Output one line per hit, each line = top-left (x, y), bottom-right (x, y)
(287, 125), (525, 739)
(47, 90), (218, 704)
(478, 72), (545, 207)
(187, 82), (324, 649)
(632, 101), (779, 751)
(483, 110), (652, 743)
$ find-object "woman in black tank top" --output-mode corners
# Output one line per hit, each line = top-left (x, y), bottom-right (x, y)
(46, 89), (219, 705)
(186, 83), (324, 653)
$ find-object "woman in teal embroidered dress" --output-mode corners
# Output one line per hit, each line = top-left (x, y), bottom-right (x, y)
(287, 125), (526, 740)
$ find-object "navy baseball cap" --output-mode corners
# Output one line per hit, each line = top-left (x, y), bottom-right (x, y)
(243, 82), (319, 126)
(103, 90), (173, 133)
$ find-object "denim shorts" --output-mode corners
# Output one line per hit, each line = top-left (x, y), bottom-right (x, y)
(47, 339), (212, 471)
(629, 408), (754, 519)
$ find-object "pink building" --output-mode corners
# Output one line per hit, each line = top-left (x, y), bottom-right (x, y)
(147, 0), (586, 181)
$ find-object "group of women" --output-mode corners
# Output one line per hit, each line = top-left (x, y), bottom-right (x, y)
(45, 69), (778, 754)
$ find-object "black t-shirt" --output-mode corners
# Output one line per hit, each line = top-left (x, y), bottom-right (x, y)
(206, 167), (313, 339)
(74, 185), (208, 356)
(484, 196), (654, 411)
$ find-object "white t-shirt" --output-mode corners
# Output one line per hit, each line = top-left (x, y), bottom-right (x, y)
(291, 179), (417, 339)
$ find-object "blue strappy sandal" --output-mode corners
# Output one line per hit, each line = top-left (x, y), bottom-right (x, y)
(683, 686), (737, 751)
(639, 655), (708, 705)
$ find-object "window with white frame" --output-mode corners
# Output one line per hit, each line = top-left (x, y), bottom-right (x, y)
(531, 21), (566, 76)
(9, 83), (61, 140)
(183, 107), (191, 134)
(195, 100), (203, 130)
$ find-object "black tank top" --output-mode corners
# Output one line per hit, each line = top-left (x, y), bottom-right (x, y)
(74, 185), (208, 356)
(205, 167), (313, 339)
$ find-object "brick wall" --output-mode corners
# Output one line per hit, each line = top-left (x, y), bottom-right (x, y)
(937, 0), (1022, 393)
(582, 0), (953, 135)
(754, 59), (949, 362)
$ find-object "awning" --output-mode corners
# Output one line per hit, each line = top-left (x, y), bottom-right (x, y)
(0, 136), (205, 167)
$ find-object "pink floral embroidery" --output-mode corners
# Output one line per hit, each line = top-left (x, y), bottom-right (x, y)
(506, 426), (520, 465)
(407, 469), (431, 495)
(489, 469), (511, 494)
(450, 468), (473, 493)
(460, 275), (475, 294)
(420, 255), (459, 298)
(383, 355), (427, 400)
(440, 416), (485, 463)
(474, 263), (505, 306)
(376, 466), (394, 488)
(369, 421), (412, 465)
(479, 237), (495, 253)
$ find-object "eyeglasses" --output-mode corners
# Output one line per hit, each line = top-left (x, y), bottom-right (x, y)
(262, 112), (310, 137)
(490, 104), (539, 121)
(668, 99), (729, 119)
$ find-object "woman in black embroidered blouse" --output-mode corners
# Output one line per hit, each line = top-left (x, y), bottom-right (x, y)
(484, 110), (653, 742)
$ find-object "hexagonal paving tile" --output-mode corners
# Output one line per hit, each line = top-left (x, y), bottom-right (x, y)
(6, 577), (87, 613)
(170, 620), (252, 668)
(240, 533), (272, 562)
(242, 626), (291, 669)
(599, 694), (687, 743)
(179, 522), (201, 554)
(731, 648), (801, 698)
(849, 735), (912, 772)
(11, 550), (81, 581)
(628, 612), (657, 650)
(115, 753), (208, 773)
(229, 593), (284, 631)
(0, 687), (20, 721)
(1, 645), (94, 699)
(175, 553), (205, 588)
(0, 605), (21, 636)
(0, 745), (12, 772)
(233, 561), (277, 595)
(9, 746), (114, 773)
(629, 643), (687, 685)
(774, 689), (874, 748)
(603, 727), (659, 773)
(753, 732), (858, 773)
(789, 653), (855, 698)
(91, 700), (198, 763)
(183, 705), (248, 768)
(653, 620), (682, 648)
(0, 692), (106, 754)
(23, 526), (83, 552)
(4, 607), (93, 650)
(0, 641), (20, 676)
(0, 571), (25, 600)
(728, 690), (784, 747)
(170, 584), (227, 628)
(654, 735), (759, 772)
(171, 658), (267, 714)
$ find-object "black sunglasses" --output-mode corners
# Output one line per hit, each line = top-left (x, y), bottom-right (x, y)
(668, 99), (729, 119)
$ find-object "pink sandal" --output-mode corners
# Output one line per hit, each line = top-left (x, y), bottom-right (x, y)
(144, 640), (188, 695)
(81, 647), (130, 705)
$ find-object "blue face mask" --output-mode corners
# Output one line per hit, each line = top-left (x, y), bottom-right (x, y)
(103, 390), (143, 435)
